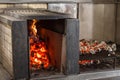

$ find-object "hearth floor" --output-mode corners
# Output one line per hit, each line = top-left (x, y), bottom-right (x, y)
(0, 63), (11, 80)
(1, 62), (120, 80)
(91, 76), (120, 80)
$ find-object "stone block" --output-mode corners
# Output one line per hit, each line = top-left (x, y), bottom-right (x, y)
(28, 4), (47, 9)
(0, 4), (7, 8)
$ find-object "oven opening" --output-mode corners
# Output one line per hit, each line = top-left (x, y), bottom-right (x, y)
(28, 19), (65, 78)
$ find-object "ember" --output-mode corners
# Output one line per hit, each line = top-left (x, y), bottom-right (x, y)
(29, 19), (50, 70)
(79, 60), (93, 65)
(80, 39), (116, 54)
(79, 39), (116, 65)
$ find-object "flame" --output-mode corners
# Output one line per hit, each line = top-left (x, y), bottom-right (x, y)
(29, 19), (50, 70)
(79, 60), (93, 65)
(30, 19), (37, 36)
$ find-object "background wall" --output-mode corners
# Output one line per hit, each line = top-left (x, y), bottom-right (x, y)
(79, 4), (115, 42)
(116, 4), (120, 44)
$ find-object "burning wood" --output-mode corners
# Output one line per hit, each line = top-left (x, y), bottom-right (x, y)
(80, 39), (116, 54)
(79, 60), (101, 65)
(79, 39), (116, 65)
(29, 19), (50, 70)
(79, 60), (93, 65)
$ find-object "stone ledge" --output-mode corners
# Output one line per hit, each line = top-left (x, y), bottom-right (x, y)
(79, 0), (115, 3)
(30, 70), (120, 80)
(0, 0), (115, 3)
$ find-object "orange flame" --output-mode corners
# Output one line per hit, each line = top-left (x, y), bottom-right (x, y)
(29, 19), (50, 70)
(30, 19), (37, 36)
(79, 60), (93, 65)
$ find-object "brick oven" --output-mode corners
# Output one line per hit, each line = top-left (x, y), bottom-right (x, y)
(0, 8), (79, 80)
(1, 0), (120, 80)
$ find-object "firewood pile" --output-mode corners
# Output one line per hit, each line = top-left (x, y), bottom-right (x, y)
(79, 39), (117, 65)
(79, 39), (116, 55)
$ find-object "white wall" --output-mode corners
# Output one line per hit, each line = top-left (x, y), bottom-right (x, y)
(79, 4), (94, 40)
(116, 4), (120, 44)
(79, 4), (115, 41)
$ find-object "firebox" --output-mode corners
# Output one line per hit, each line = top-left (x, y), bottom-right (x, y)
(0, 9), (79, 80)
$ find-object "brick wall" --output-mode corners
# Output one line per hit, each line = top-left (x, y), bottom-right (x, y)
(0, 22), (13, 76)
